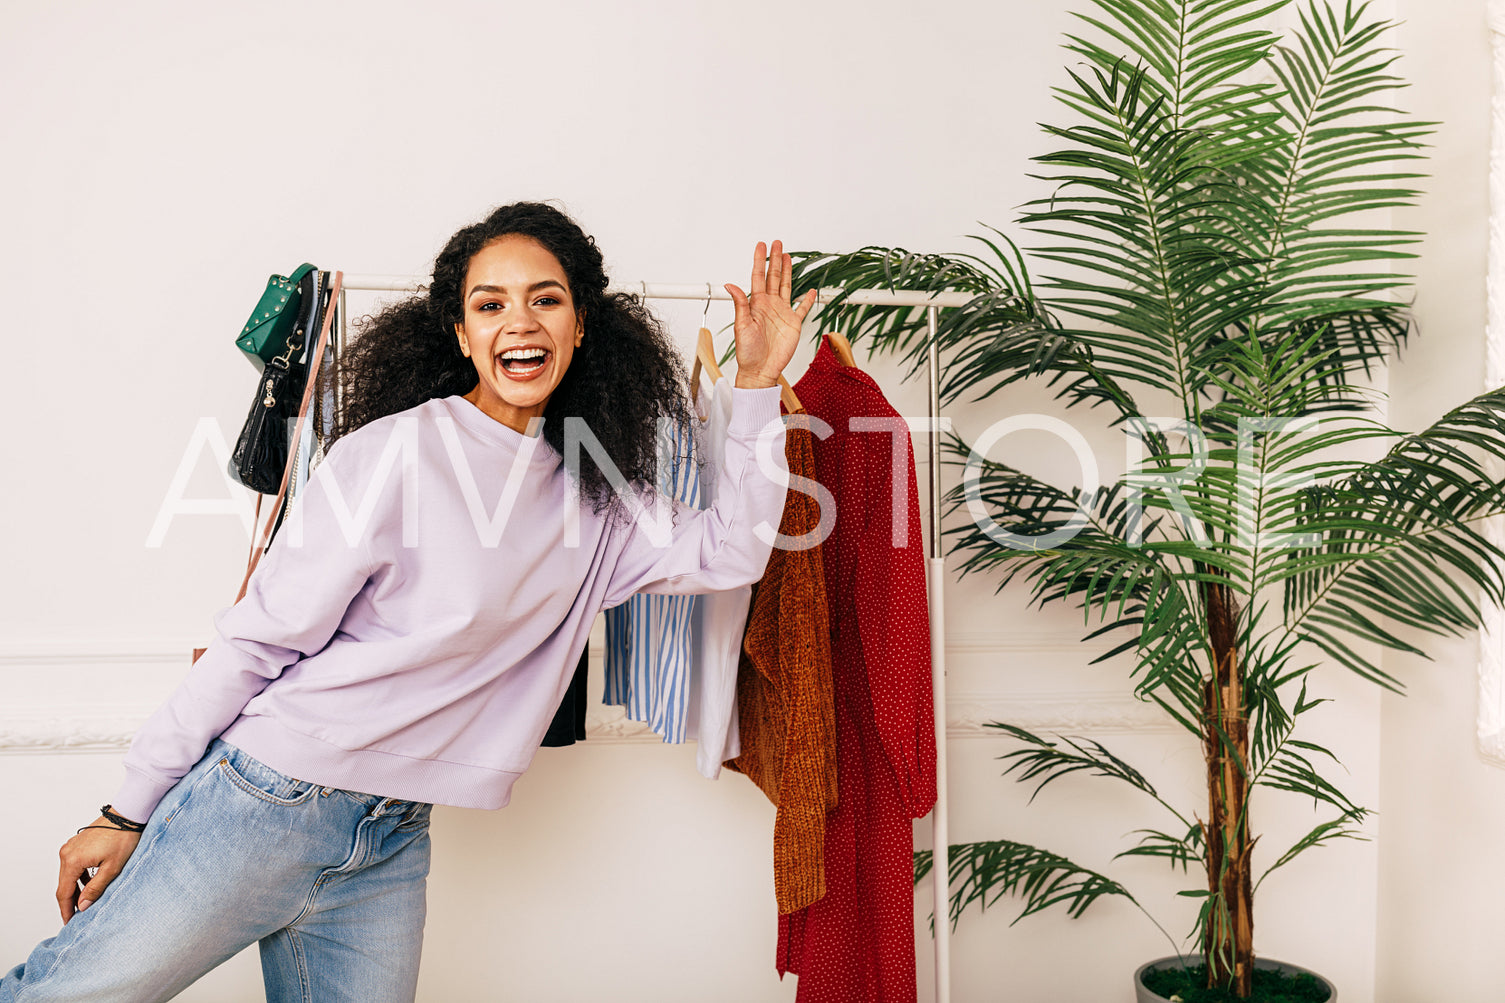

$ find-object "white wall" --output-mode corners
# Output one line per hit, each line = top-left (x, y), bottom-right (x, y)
(0, 0), (1481, 1000)
(1375, 2), (1504, 1001)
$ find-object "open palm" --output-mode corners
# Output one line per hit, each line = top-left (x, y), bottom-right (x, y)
(725, 239), (817, 388)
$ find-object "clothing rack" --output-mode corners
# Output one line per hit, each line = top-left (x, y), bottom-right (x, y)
(339, 274), (970, 1003)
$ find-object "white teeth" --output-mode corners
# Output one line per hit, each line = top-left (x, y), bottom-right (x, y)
(501, 348), (547, 360)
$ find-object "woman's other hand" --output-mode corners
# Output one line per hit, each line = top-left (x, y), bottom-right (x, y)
(725, 239), (818, 389)
(56, 818), (142, 922)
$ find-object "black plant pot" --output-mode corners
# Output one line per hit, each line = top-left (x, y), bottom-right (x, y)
(1133, 956), (1336, 1002)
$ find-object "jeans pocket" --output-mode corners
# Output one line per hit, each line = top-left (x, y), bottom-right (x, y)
(215, 745), (319, 806)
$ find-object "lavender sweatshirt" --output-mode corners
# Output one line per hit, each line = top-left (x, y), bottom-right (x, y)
(113, 386), (789, 822)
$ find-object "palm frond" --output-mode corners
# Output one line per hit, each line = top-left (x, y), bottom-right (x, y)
(1115, 824), (1207, 873)
(788, 243), (1032, 379)
(1254, 810), (1370, 891)
(1064, 0), (1287, 131)
(1225, 0), (1435, 356)
(914, 840), (1139, 930)
(1257, 743), (1365, 817)
(1280, 386), (1505, 678)
(788, 239), (1149, 419)
(1023, 53), (1263, 415)
(989, 724), (1183, 815)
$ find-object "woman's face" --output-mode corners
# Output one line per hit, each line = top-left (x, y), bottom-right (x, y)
(456, 234), (585, 434)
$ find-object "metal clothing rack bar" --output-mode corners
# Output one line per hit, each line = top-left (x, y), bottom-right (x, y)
(342, 273), (974, 308)
(341, 274), (958, 1003)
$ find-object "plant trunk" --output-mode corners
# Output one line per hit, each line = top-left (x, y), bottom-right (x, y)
(1202, 581), (1253, 997)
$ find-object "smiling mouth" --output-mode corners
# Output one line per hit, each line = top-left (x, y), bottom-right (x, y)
(498, 348), (550, 378)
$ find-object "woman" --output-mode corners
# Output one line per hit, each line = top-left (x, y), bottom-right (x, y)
(2, 201), (814, 1002)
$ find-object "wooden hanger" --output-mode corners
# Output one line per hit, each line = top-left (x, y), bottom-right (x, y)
(691, 327), (722, 406)
(778, 375), (803, 414)
(826, 332), (857, 367)
(692, 326), (803, 413)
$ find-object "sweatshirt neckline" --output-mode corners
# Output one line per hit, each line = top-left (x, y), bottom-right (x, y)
(438, 395), (555, 456)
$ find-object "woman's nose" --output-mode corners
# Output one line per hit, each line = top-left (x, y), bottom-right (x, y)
(503, 305), (541, 333)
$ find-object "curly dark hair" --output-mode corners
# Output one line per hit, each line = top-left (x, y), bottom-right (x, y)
(324, 201), (693, 512)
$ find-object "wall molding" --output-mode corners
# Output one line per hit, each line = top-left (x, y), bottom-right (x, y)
(1480, 1), (1505, 769)
(0, 690), (1176, 754)
(0, 634), (1164, 754)
(0, 711), (156, 754)
(0, 638), (205, 666)
(942, 630), (1109, 653)
(0, 631), (1103, 663)
(946, 690), (1177, 737)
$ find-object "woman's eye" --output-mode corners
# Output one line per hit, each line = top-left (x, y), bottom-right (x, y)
(477, 302), (501, 312)
(535, 296), (559, 307)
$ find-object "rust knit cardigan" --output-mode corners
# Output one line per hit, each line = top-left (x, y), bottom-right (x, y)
(723, 423), (838, 915)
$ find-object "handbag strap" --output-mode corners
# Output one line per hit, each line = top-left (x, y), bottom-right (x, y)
(234, 270), (344, 604)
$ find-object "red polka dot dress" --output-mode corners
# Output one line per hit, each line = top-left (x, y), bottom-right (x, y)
(778, 337), (938, 1002)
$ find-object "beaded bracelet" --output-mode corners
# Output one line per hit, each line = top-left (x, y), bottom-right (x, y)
(98, 805), (146, 833)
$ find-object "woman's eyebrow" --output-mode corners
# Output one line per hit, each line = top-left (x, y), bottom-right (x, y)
(468, 280), (568, 298)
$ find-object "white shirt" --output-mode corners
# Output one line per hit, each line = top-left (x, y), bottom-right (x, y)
(686, 375), (755, 778)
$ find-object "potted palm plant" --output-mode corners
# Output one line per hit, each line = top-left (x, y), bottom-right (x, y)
(789, 0), (1505, 999)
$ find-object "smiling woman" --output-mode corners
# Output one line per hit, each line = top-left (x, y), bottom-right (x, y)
(327, 201), (705, 514)
(0, 201), (812, 1003)
(323, 198), (728, 512)
(455, 235), (587, 433)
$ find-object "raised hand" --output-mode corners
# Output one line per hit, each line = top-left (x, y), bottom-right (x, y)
(724, 239), (818, 389)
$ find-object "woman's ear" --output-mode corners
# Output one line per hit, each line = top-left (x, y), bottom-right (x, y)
(455, 322), (470, 358)
(574, 309), (585, 347)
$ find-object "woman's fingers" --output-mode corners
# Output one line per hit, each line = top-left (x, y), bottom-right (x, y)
(55, 854), (84, 922)
(77, 857), (126, 914)
(746, 240), (800, 298)
(794, 287), (817, 322)
(750, 240), (794, 297)
(724, 283), (749, 329)
(56, 823), (141, 923)
(750, 242), (767, 296)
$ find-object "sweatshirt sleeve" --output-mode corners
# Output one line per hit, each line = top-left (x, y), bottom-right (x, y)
(602, 386), (789, 606)
(112, 444), (377, 822)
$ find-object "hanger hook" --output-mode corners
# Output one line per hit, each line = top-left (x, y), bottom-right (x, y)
(703, 283), (713, 328)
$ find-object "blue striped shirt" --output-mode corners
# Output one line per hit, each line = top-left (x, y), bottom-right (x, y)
(603, 420), (702, 743)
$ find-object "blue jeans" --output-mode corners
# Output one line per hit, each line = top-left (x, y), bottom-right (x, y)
(1, 739), (432, 1003)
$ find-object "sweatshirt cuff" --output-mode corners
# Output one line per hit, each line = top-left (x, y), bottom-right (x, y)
(111, 769), (174, 826)
(726, 385), (784, 436)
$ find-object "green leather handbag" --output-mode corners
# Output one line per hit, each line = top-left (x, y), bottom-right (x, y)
(235, 263), (317, 370)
